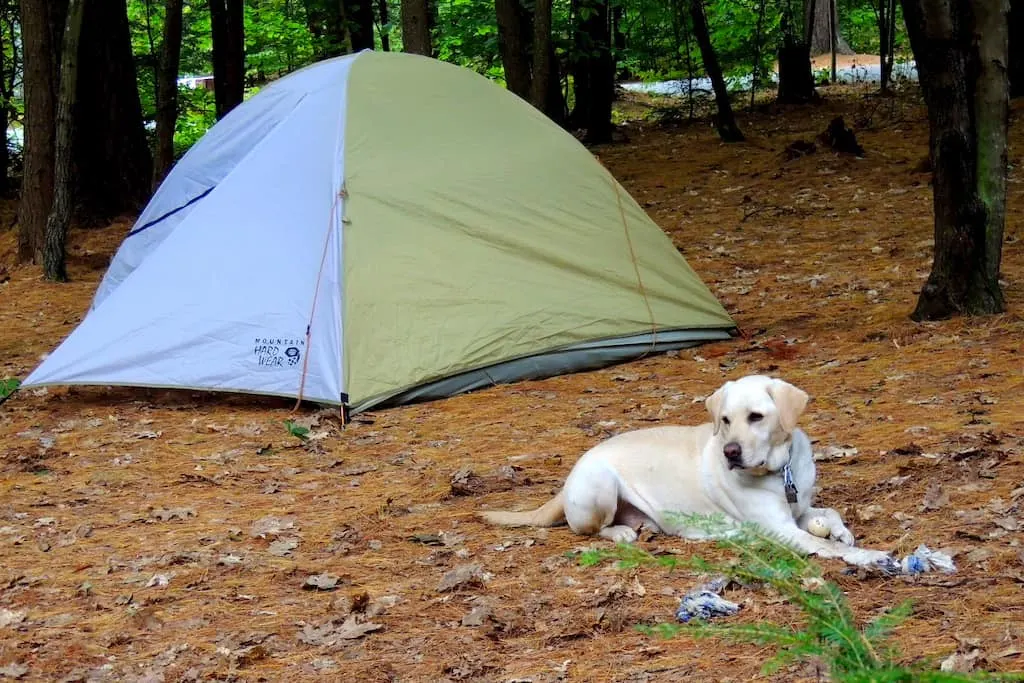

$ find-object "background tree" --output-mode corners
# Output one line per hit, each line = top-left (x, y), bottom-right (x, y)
(209, 0), (244, 118)
(43, 0), (87, 282)
(530, 0), (564, 123)
(16, 0), (65, 264)
(401, 0), (432, 55)
(75, 0), (153, 223)
(153, 0), (184, 188)
(688, 0), (744, 142)
(807, 0), (850, 55)
(1011, 0), (1024, 97)
(349, 0), (376, 50)
(0, 0), (20, 196)
(899, 0), (1009, 319)
(377, 0), (392, 51)
(495, 0), (533, 99)
(571, 0), (615, 143)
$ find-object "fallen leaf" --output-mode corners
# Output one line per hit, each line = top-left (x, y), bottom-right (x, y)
(857, 504), (884, 522)
(0, 663), (28, 679)
(0, 609), (25, 628)
(814, 445), (858, 461)
(298, 615), (382, 645)
(146, 574), (171, 588)
(462, 604), (492, 627)
(940, 649), (981, 673)
(303, 574), (341, 591)
(251, 515), (296, 538)
(438, 564), (490, 593)
(993, 517), (1020, 532)
(218, 554), (243, 567)
(268, 538), (299, 557)
(150, 507), (196, 522)
(333, 615), (382, 640)
(921, 483), (949, 511)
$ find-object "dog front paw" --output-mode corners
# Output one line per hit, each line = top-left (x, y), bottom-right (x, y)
(845, 548), (898, 573)
(830, 525), (855, 546)
(599, 525), (639, 544)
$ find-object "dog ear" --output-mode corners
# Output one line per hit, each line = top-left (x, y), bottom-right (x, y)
(768, 379), (809, 433)
(705, 383), (729, 435)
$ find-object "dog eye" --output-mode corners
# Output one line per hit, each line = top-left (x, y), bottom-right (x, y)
(722, 417), (731, 425)
(749, 412), (763, 423)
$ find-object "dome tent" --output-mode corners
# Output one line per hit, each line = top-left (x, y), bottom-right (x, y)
(22, 51), (735, 414)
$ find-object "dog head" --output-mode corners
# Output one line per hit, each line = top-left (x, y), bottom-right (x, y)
(704, 375), (809, 472)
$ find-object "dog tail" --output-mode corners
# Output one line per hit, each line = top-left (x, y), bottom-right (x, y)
(478, 491), (565, 528)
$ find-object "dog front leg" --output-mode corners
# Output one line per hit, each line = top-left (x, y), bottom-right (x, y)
(797, 507), (855, 546)
(766, 522), (898, 572)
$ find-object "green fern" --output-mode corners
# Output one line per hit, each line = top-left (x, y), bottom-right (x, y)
(576, 513), (1012, 682)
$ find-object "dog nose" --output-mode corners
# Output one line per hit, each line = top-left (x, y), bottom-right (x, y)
(723, 442), (742, 462)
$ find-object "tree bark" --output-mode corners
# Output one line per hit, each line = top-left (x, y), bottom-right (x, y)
(806, 0), (851, 56)
(43, 0), (86, 282)
(1010, 0), (1024, 96)
(401, 0), (432, 55)
(900, 0), (1009, 320)
(777, 39), (816, 103)
(74, 0), (153, 225)
(348, 0), (376, 50)
(496, 0), (533, 99)
(0, 2), (10, 197)
(377, 0), (391, 51)
(571, 0), (614, 143)
(209, 0), (244, 119)
(688, 0), (744, 142)
(530, 0), (565, 123)
(17, 0), (65, 263)
(153, 0), (184, 189)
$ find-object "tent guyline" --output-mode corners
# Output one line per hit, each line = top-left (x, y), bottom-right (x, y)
(20, 50), (735, 414)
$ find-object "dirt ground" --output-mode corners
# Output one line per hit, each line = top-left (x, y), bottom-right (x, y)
(1, 85), (1023, 682)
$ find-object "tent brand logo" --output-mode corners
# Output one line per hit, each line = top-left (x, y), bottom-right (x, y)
(253, 337), (304, 369)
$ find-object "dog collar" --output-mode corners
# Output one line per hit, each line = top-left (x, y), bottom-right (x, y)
(782, 461), (798, 503)
(780, 438), (799, 503)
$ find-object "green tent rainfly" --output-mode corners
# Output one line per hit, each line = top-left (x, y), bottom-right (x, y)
(22, 51), (735, 413)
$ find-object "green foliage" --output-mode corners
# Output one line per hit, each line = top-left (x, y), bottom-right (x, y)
(577, 514), (1007, 682)
(0, 377), (18, 400)
(115, 0), (914, 161)
(284, 419), (310, 441)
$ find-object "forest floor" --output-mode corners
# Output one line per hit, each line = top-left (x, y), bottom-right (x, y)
(1, 84), (1023, 682)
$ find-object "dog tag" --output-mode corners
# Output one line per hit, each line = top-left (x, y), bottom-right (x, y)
(782, 463), (798, 504)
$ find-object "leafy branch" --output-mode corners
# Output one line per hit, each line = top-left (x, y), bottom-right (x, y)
(577, 513), (1008, 682)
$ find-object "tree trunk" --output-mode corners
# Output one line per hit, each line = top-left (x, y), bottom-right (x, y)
(1010, 0), (1024, 97)
(377, 0), (391, 51)
(688, 0), (744, 142)
(496, 0), (532, 99)
(347, 0), (376, 50)
(74, 0), (153, 225)
(401, 0), (432, 55)
(0, 4), (9, 197)
(209, 0), (244, 119)
(43, 0), (86, 283)
(777, 39), (816, 103)
(900, 0), (1009, 320)
(153, 0), (184, 190)
(571, 0), (614, 143)
(806, 0), (851, 56)
(17, 0), (65, 263)
(530, 0), (565, 123)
